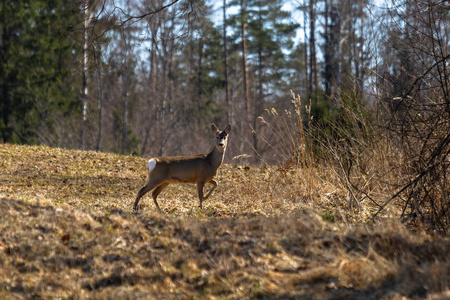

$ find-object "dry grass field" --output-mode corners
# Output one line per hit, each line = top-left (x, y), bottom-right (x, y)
(0, 143), (449, 299)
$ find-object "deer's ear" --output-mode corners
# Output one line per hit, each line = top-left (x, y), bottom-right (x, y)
(211, 123), (219, 133)
(224, 124), (232, 134)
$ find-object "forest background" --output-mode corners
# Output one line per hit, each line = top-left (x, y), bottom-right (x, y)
(0, 0), (448, 233)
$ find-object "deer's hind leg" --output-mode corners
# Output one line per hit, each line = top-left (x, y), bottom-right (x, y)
(133, 178), (165, 211)
(151, 182), (170, 212)
(197, 179), (218, 209)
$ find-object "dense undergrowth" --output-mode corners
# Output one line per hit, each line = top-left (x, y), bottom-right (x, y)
(0, 143), (449, 299)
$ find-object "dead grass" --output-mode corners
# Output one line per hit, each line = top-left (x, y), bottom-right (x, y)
(0, 143), (448, 299)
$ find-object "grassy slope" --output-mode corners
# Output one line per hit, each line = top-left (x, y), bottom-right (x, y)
(0, 143), (448, 299)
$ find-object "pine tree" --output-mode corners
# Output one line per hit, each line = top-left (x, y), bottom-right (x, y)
(229, 0), (298, 155)
(0, 0), (80, 144)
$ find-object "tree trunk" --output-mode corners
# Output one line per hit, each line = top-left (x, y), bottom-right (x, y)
(197, 37), (203, 98)
(95, 46), (103, 152)
(356, 16), (365, 97)
(303, 2), (308, 97)
(121, 72), (128, 155)
(309, 0), (317, 97)
(141, 27), (158, 155)
(80, 0), (92, 150)
(336, 28), (342, 99)
(254, 13), (264, 157)
(324, 0), (331, 97)
(223, 0), (231, 123)
(159, 56), (167, 157)
(158, 11), (176, 156)
(240, 0), (250, 151)
(80, 0), (89, 150)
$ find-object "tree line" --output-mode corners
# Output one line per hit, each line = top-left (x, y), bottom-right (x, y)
(0, 0), (379, 157)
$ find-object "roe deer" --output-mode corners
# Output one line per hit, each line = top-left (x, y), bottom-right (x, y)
(133, 123), (232, 212)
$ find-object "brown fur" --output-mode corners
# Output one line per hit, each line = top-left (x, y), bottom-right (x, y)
(133, 123), (231, 212)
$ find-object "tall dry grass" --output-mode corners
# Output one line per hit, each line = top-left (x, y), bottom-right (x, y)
(257, 92), (317, 201)
(256, 91), (448, 232)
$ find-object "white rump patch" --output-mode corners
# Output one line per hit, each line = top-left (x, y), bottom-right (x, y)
(148, 158), (157, 173)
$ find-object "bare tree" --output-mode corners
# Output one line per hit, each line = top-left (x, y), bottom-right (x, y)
(223, 0), (231, 123)
(240, 0), (251, 147)
(94, 45), (104, 152)
(308, 0), (318, 97)
(80, 0), (94, 149)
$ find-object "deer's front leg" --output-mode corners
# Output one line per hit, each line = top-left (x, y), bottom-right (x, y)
(197, 181), (205, 209)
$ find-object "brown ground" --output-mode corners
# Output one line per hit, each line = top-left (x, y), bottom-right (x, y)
(0, 143), (448, 299)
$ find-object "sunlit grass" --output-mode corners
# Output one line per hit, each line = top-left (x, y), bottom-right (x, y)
(0, 143), (448, 298)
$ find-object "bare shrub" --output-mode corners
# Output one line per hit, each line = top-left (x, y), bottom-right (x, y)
(373, 0), (449, 234)
(256, 0), (449, 234)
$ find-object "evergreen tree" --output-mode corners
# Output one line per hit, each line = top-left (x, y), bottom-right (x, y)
(0, 0), (80, 144)
(228, 0), (298, 154)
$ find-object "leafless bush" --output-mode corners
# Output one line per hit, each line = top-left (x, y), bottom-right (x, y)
(373, 0), (449, 234)
(307, 0), (449, 234)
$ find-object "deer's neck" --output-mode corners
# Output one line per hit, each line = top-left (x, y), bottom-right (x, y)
(208, 146), (225, 168)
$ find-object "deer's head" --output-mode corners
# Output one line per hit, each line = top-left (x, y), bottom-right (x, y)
(211, 123), (231, 151)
